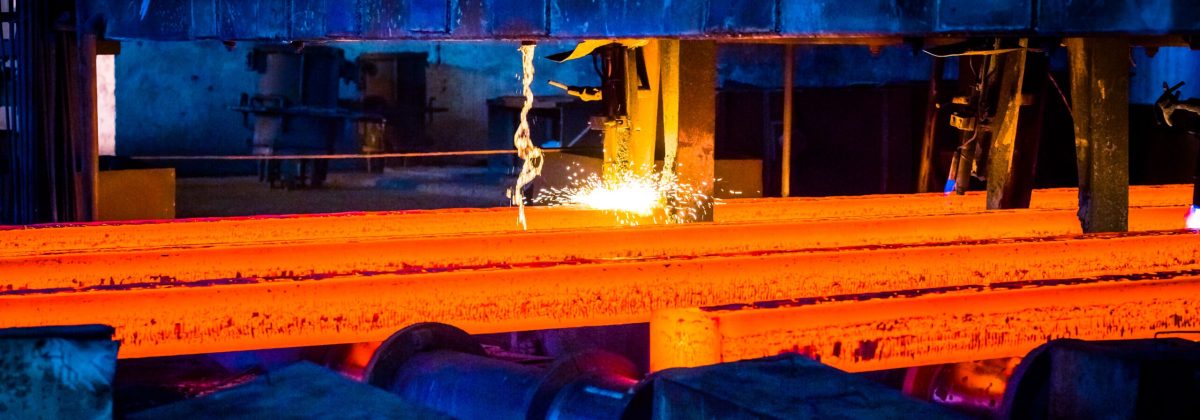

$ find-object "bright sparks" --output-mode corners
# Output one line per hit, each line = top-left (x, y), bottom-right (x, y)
(537, 164), (712, 225)
(1187, 205), (1200, 230)
(561, 176), (660, 216)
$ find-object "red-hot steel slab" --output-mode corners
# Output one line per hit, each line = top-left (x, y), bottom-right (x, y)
(2, 185), (1190, 258)
(3, 229), (1199, 358)
(1, 206), (1189, 291)
(649, 275), (1200, 373)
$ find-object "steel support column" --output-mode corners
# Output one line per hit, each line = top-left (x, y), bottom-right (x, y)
(673, 41), (716, 221)
(72, 16), (101, 221)
(1067, 37), (1130, 232)
(985, 41), (1028, 209)
(986, 43), (1051, 209)
(916, 57), (945, 193)
(781, 44), (794, 197)
(1003, 49), (1049, 208)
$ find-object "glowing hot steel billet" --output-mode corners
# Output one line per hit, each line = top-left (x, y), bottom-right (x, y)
(510, 43), (543, 230)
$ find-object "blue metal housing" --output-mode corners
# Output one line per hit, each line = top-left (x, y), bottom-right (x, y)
(82, 0), (1199, 41)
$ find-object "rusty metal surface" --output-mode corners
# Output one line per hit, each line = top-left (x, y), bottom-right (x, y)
(649, 275), (1200, 373)
(1069, 37), (1131, 233)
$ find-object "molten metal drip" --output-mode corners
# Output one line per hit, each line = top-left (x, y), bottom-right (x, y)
(509, 43), (543, 230)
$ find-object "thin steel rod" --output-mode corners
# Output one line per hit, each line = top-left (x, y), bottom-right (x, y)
(127, 148), (565, 161)
(781, 45), (794, 197)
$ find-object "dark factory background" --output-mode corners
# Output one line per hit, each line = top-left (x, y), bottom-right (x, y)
(96, 40), (1200, 217)
(10, 1), (1200, 419)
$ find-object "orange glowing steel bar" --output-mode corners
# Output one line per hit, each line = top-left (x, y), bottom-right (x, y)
(718, 184), (1190, 223)
(649, 275), (1200, 373)
(3, 230), (1199, 358)
(1, 206), (1188, 291)
(1, 185), (1189, 257)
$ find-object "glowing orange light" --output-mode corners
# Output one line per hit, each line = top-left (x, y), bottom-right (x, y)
(0, 185), (1194, 359)
(650, 276), (1200, 373)
(3, 185), (1190, 258)
(0, 206), (1186, 292)
(4, 228), (1200, 359)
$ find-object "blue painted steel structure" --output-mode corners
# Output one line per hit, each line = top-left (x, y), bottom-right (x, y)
(82, 0), (1199, 41)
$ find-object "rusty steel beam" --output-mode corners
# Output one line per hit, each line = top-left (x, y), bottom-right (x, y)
(3, 228), (1200, 359)
(649, 275), (1200, 373)
(984, 41), (1028, 209)
(1068, 37), (1131, 233)
(2, 185), (1191, 258)
(1, 206), (1190, 291)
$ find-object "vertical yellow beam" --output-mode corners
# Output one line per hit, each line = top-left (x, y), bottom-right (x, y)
(629, 40), (661, 176)
(781, 45), (794, 197)
(660, 40), (680, 184)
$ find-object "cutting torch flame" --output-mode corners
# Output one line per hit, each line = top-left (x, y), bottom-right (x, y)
(1187, 205), (1200, 230)
(538, 165), (711, 225)
(558, 176), (660, 216)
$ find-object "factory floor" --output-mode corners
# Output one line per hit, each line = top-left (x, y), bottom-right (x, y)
(176, 166), (516, 218)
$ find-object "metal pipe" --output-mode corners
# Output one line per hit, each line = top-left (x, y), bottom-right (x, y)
(917, 57), (945, 193)
(546, 374), (639, 420)
(364, 323), (639, 420)
(127, 149), (565, 161)
(391, 350), (545, 419)
(75, 21), (101, 221)
(781, 44), (794, 197)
